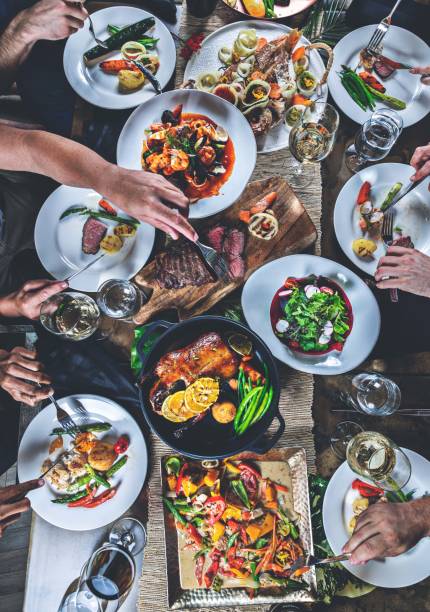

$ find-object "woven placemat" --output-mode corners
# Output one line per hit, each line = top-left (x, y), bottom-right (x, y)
(138, 3), (322, 610)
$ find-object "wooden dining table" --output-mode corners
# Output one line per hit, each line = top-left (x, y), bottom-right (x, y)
(1, 1), (430, 610)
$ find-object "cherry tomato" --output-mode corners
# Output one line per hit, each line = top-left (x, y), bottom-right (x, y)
(114, 436), (129, 454)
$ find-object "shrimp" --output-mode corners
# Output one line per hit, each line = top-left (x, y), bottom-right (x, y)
(100, 60), (139, 74)
(170, 149), (189, 171)
(198, 145), (216, 166)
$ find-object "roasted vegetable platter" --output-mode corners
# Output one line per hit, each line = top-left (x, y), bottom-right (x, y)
(160, 447), (317, 609)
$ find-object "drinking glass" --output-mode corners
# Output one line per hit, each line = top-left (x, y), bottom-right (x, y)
(345, 109), (403, 173)
(40, 291), (100, 341)
(338, 372), (401, 416)
(346, 431), (411, 492)
(289, 102), (339, 176)
(60, 518), (146, 612)
(330, 420), (364, 460)
(96, 279), (145, 320)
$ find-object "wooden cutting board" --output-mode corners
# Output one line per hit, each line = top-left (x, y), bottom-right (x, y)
(133, 176), (317, 323)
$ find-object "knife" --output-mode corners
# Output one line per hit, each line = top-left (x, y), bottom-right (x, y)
(383, 176), (428, 213)
(131, 60), (162, 95)
(290, 553), (352, 574)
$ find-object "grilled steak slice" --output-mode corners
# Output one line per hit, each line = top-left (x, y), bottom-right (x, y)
(155, 241), (213, 289)
(223, 228), (245, 258)
(82, 217), (107, 255)
(206, 225), (225, 253)
(374, 59), (395, 79)
(150, 331), (239, 411)
(228, 256), (245, 279)
(392, 235), (414, 248)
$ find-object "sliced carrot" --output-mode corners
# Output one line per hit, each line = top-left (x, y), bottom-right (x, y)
(239, 210), (252, 224)
(291, 94), (313, 107)
(249, 191), (277, 214)
(288, 29), (301, 50)
(269, 83), (282, 99)
(256, 37), (268, 52)
(292, 46), (306, 62)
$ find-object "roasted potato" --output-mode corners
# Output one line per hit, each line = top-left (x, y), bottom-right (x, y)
(118, 69), (145, 92)
(88, 441), (117, 472)
(74, 432), (96, 454)
(49, 435), (63, 455)
(212, 401), (237, 424)
(100, 234), (123, 254)
(348, 515), (357, 534)
(352, 496), (369, 515)
(352, 238), (377, 258)
(114, 223), (137, 238)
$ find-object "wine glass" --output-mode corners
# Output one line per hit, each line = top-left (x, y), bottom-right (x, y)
(346, 431), (411, 493)
(289, 101), (339, 176)
(96, 279), (146, 320)
(59, 518), (146, 612)
(330, 420), (364, 460)
(345, 108), (403, 173)
(40, 291), (100, 341)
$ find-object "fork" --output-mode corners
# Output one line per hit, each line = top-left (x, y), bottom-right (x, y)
(69, 400), (94, 426)
(87, 13), (109, 49)
(39, 395), (78, 478)
(195, 240), (230, 282)
(381, 209), (398, 303)
(365, 0), (405, 55)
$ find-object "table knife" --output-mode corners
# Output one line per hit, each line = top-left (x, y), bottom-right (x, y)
(290, 552), (351, 574)
(383, 176), (427, 213)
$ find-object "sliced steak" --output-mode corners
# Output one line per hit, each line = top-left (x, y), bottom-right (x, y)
(155, 241), (214, 289)
(82, 217), (107, 255)
(374, 59), (395, 79)
(228, 256), (245, 280)
(392, 235), (414, 248)
(206, 225), (225, 253)
(223, 228), (245, 258)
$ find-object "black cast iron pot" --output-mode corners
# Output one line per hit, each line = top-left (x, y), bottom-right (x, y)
(137, 316), (284, 459)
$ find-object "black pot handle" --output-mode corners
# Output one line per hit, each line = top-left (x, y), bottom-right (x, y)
(247, 411), (285, 456)
(137, 320), (173, 377)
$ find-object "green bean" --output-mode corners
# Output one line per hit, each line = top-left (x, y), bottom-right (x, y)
(85, 464), (110, 489)
(234, 386), (263, 432)
(237, 387), (264, 434)
(163, 496), (187, 525)
(105, 455), (128, 478)
(67, 474), (92, 492)
(341, 77), (367, 110)
(51, 490), (88, 504)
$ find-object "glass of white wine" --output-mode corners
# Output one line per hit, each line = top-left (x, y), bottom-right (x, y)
(289, 101), (339, 176)
(346, 431), (411, 493)
(40, 291), (100, 341)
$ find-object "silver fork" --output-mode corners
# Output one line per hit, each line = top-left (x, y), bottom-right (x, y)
(195, 240), (230, 281)
(69, 400), (93, 426)
(381, 209), (398, 303)
(365, 0), (404, 55)
(39, 395), (78, 478)
(87, 13), (109, 49)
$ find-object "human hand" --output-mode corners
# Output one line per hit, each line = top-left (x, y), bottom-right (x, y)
(375, 246), (430, 297)
(0, 347), (52, 406)
(106, 167), (198, 241)
(342, 500), (429, 564)
(0, 479), (44, 537)
(16, 0), (88, 44)
(410, 143), (430, 187)
(409, 66), (430, 86)
(10, 279), (68, 320)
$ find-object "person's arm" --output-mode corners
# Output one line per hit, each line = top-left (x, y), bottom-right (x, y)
(0, 125), (197, 240)
(410, 66), (430, 86)
(375, 246), (430, 295)
(342, 498), (430, 564)
(0, 479), (45, 537)
(410, 143), (430, 187)
(0, 0), (88, 92)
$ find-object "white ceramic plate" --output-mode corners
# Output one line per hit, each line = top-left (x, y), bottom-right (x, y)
(334, 163), (430, 276)
(34, 186), (155, 292)
(323, 448), (430, 588)
(183, 20), (328, 154)
(63, 6), (176, 110)
(17, 395), (148, 531)
(328, 25), (430, 127)
(117, 89), (257, 219)
(241, 254), (381, 375)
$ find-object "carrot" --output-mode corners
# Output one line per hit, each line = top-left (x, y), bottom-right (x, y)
(256, 517), (277, 574)
(269, 83), (282, 99)
(239, 210), (252, 224)
(256, 37), (268, 52)
(250, 70), (265, 81)
(291, 94), (313, 107)
(250, 191), (277, 214)
(100, 59), (139, 74)
(99, 198), (117, 215)
(292, 46), (306, 62)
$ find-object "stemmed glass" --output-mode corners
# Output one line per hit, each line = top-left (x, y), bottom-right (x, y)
(330, 421), (364, 460)
(345, 108), (403, 173)
(346, 431), (411, 494)
(288, 101), (339, 177)
(59, 518), (146, 612)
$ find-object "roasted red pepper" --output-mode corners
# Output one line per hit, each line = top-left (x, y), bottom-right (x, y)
(175, 463), (189, 496)
(99, 198), (117, 215)
(359, 71), (386, 93)
(227, 519), (240, 533)
(68, 485), (98, 508)
(352, 479), (384, 497)
(195, 554), (204, 586)
(85, 487), (117, 508)
(238, 463), (261, 480)
(204, 548), (222, 587)
(186, 523), (203, 547)
(204, 496), (226, 525)
(114, 435), (129, 455)
(357, 181), (371, 205)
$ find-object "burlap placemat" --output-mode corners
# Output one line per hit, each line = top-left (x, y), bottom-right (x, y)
(138, 4), (321, 609)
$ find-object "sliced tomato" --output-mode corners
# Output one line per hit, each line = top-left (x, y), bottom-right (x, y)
(204, 560), (220, 588)
(357, 181), (371, 205)
(187, 523), (203, 547)
(204, 496), (226, 525)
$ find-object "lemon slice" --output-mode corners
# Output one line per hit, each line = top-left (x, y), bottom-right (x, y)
(227, 333), (253, 356)
(162, 391), (191, 423)
(184, 378), (220, 414)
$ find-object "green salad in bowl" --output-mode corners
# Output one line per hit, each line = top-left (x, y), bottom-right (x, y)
(270, 274), (353, 355)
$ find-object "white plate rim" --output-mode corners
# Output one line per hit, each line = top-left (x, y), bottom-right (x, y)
(116, 88), (257, 219)
(322, 448), (430, 588)
(183, 19), (328, 154)
(241, 254), (381, 375)
(63, 5), (176, 110)
(34, 185), (155, 292)
(17, 394), (148, 531)
(327, 25), (430, 127)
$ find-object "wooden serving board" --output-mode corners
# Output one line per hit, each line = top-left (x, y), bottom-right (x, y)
(133, 176), (317, 324)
